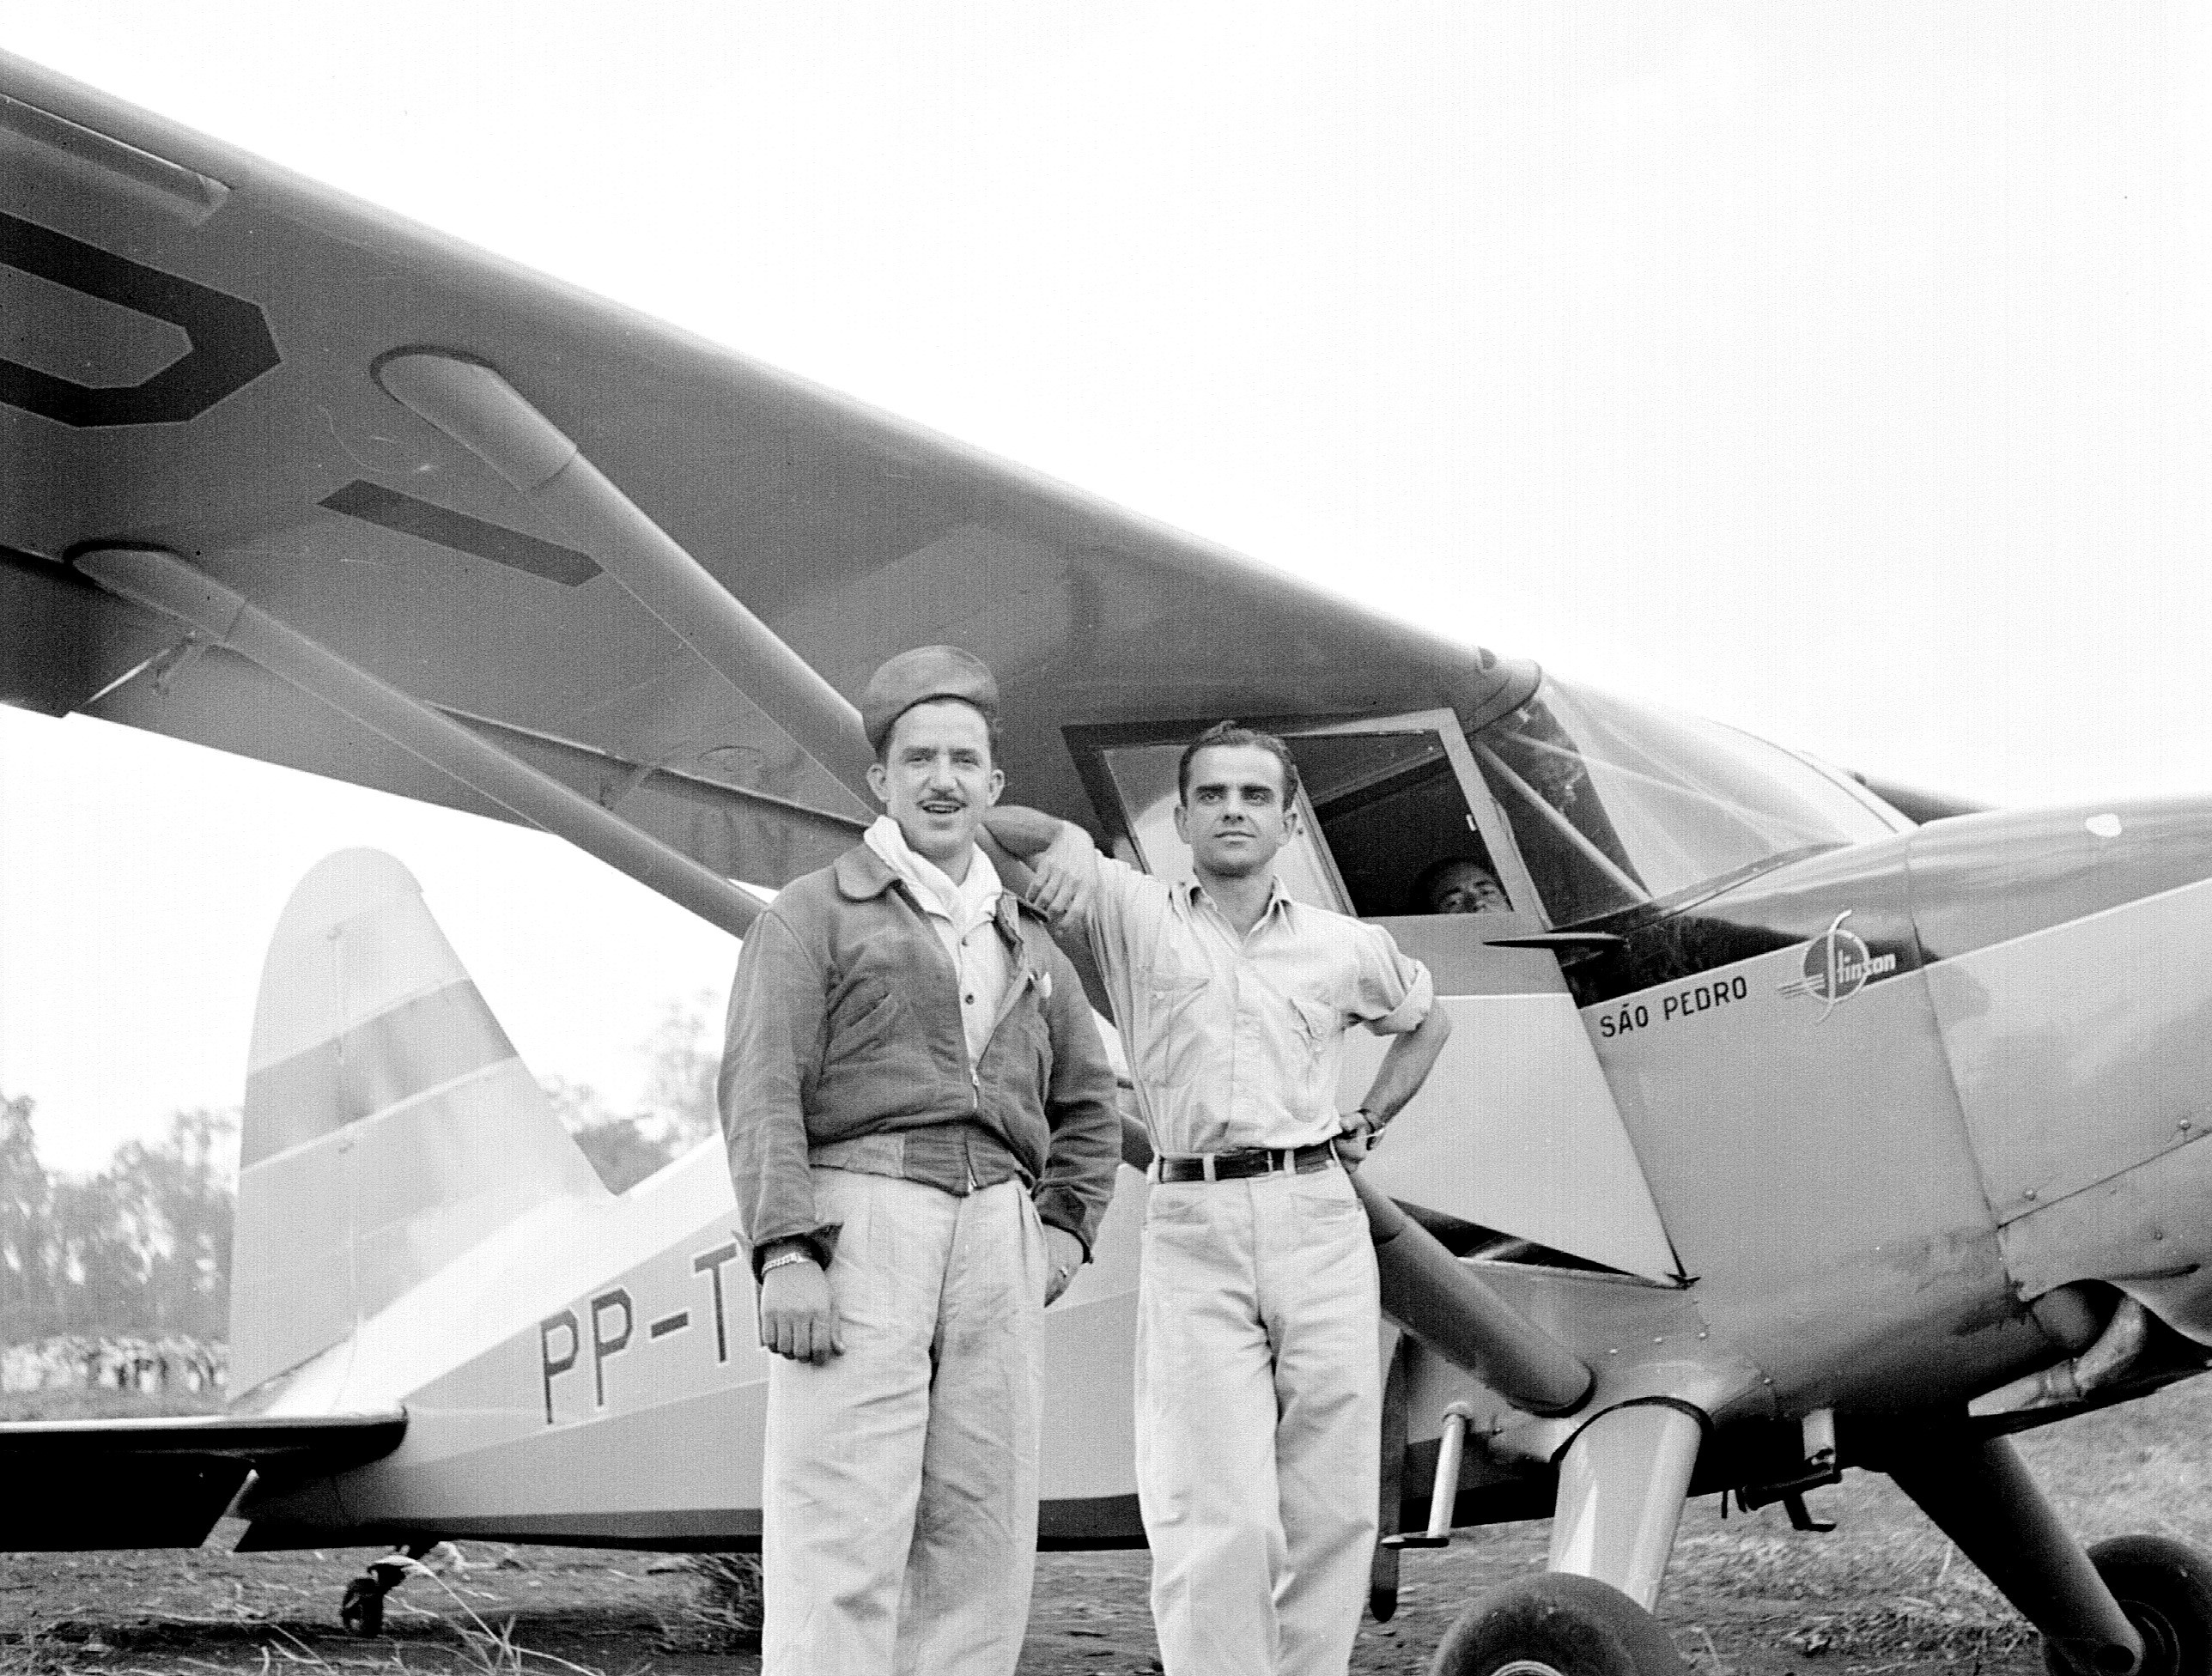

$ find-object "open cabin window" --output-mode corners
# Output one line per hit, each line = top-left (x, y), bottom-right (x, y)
(1285, 729), (1508, 919)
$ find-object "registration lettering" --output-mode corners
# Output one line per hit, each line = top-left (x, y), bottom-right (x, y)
(538, 1234), (748, 1424)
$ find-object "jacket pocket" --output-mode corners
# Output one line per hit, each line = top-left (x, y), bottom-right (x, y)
(826, 976), (908, 1070)
(1011, 987), (1054, 1097)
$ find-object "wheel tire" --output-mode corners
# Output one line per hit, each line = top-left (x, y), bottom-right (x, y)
(1430, 1573), (1687, 1676)
(2042, 1535), (2212, 1676)
(339, 1577), (385, 1637)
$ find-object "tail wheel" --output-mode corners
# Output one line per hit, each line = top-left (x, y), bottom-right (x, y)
(1430, 1574), (1687, 1676)
(338, 1575), (385, 1637)
(2045, 1535), (2212, 1676)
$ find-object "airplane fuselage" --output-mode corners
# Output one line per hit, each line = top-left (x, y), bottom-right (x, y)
(233, 798), (2212, 1551)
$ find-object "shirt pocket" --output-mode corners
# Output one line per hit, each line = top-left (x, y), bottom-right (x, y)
(1133, 954), (1209, 1090)
(1291, 994), (1342, 1068)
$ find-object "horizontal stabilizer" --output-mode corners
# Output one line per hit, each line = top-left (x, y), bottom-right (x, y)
(0, 1411), (405, 1552)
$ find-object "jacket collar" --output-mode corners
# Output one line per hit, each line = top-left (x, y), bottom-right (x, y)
(835, 841), (1042, 938)
(835, 842), (902, 902)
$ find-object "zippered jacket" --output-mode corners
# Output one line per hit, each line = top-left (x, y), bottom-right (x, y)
(719, 842), (1122, 1274)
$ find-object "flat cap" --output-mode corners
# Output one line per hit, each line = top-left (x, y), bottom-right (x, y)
(861, 645), (1000, 754)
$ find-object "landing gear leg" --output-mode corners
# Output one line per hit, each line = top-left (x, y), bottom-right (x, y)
(1547, 1400), (1704, 1610)
(1878, 1429), (2143, 1676)
(339, 1540), (435, 1637)
(1430, 1402), (1702, 1676)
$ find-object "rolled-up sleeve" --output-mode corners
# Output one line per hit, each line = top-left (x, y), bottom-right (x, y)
(1031, 943), (1124, 1256)
(1351, 924), (1434, 1035)
(717, 909), (840, 1274)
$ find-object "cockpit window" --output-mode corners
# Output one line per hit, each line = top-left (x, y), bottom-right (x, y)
(1287, 731), (1506, 917)
(1469, 678), (1902, 926)
(1080, 688), (1893, 932)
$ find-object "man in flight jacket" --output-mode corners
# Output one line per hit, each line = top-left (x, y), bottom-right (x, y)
(719, 645), (1121, 1676)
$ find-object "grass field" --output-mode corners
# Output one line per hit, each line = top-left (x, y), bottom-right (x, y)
(3, 1378), (2210, 1674)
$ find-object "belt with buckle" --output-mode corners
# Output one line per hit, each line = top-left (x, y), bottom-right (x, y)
(1152, 1141), (1337, 1184)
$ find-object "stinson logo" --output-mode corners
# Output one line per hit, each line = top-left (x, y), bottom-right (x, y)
(1778, 911), (1897, 1018)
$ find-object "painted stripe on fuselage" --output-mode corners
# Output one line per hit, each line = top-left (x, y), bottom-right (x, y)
(241, 979), (514, 1167)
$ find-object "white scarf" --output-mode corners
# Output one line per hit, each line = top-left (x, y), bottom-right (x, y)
(865, 816), (1011, 1067)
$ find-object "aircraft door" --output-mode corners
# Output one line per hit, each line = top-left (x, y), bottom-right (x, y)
(1078, 713), (1680, 1282)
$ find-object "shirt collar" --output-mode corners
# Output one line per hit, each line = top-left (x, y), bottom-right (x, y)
(1180, 872), (1295, 926)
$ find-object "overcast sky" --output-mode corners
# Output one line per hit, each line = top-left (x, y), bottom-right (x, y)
(3, 3), (2209, 1172)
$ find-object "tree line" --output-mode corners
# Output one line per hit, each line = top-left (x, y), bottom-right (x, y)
(0, 995), (725, 1342)
(0, 1095), (235, 1343)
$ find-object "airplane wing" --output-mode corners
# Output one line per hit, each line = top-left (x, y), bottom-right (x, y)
(0, 1410), (405, 1550)
(0, 51), (1511, 897)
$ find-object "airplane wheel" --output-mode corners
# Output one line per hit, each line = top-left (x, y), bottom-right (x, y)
(2043, 1535), (2212, 1676)
(1430, 1574), (1687, 1676)
(339, 1576), (385, 1637)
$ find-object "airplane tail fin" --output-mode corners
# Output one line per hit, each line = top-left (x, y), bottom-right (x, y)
(229, 849), (605, 1401)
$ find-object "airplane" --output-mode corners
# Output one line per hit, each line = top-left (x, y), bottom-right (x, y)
(5, 43), (2212, 1676)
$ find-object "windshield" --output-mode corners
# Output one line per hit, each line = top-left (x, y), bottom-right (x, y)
(1469, 677), (1902, 926)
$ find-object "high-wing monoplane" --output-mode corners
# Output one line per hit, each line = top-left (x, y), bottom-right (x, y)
(8, 49), (2212, 1676)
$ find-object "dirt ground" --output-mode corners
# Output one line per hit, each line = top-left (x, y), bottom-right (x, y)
(7, 1379), (2211, 1676)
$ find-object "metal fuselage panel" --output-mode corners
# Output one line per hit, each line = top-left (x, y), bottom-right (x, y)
(1346, 991), (1679, 1283)
(1923, 862), (2212, 1226)
(1912, 805), (2212, 1343)
(1579, 854), (2015, 1416)
(1557, 799), (2212, 1423)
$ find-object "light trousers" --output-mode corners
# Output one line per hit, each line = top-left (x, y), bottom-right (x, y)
(761, 1169), (1045, 1676)
(1135, 1162), (1381, 1676)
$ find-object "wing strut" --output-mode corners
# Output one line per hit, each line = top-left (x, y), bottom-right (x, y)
(74, 546), (764, 938)
(372, 350), (878, 807)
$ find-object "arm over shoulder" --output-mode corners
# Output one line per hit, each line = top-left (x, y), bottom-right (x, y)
(1081, 850), (1170, 985)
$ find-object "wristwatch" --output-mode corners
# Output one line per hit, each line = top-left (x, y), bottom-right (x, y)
(758, 1243), (819, 1278)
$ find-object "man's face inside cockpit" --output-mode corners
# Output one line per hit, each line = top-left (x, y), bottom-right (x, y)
(1429, 860), (1510, 915)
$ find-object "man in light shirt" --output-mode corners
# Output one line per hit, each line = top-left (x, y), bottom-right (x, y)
(988, 721), (1452, 1676)
(719, 646), (1121, 1676)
